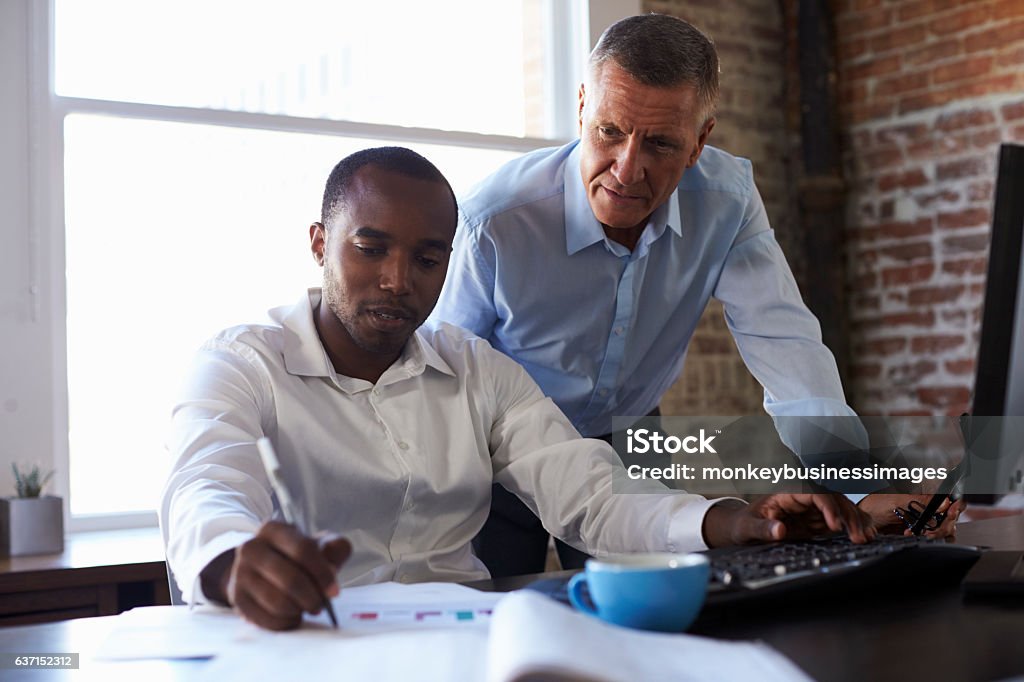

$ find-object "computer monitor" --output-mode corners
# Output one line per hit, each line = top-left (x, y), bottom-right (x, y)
(966, 142), (1024, 499)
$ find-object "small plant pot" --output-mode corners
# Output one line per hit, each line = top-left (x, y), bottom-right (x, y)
(0, 496), (64, 557)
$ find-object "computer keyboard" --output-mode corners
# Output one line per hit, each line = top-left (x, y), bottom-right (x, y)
(525, 535), (982, 608)
(703, 534), (981, 603)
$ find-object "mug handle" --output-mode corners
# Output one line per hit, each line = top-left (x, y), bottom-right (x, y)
(567, 573), (597, 615)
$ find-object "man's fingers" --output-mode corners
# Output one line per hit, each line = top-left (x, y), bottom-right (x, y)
(232, 572), (303, 631)
(259, 522), (340, 596)
(732, 513), (785, 545)
(321, 536), (352, 569)
(234, 538), (324, 614)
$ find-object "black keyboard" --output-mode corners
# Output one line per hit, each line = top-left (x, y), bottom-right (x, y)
(525, 535), (982, 607)
(703, 534), (981, 603)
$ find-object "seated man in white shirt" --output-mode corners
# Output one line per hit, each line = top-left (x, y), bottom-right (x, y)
(161, 146), (873, 631)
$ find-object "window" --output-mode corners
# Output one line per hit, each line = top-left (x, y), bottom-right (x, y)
(45, 0), (594, 529)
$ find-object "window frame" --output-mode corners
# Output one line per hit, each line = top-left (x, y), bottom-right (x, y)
(25, 0), (639, 532)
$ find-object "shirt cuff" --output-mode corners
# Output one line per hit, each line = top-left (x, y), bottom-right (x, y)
(180, 530), (256, 604)
(665, 496), (746, 553)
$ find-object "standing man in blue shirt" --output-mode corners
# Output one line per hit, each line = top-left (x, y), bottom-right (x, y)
(430, 14), (961, 576)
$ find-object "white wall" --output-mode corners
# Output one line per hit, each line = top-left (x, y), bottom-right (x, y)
(0, 0), (64, 503)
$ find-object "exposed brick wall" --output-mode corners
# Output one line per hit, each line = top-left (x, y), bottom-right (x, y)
(835, 0), (1024, 415)
(647, 0), (798, 416)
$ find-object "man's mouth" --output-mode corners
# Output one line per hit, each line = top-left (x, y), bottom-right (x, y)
(602, 186), (644, 203)
(365, 306), (415, 331)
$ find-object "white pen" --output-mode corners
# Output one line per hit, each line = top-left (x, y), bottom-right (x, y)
(255, 437), (339, 628)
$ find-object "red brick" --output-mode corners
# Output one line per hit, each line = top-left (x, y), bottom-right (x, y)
(838, 8), (896, 37)
(885, 310), (937, 327)
(917, 386), (971, 409)
(904, 39), (962, 67)
(857, 337), (908, 356)
(930, 6), (993, 36)
(956, 73), (1021, 99)
(839, 37), (869, 62)
(964, 19), (1024, 54)
(898, 0), (961, 23)
(945, 358), (976, 375)
(875, 70), (931, 99)
(841, 81), (871, 106)
(882, 263), (936, 286)
(915, 190), (961, 208)
(853, 294), (881, 310)
(874, 122), (929, 145)
(933, 55), (995, 84)
(846, 54), (903, 81)
(935, 156), (989, 180)
(880, 199), (895, 219)
(1014, 124), (1024, 140)
(908, 284), (966, 305)
(850, 363), (883, 379)
(993, 0), (1024, 21)
(968, 181), (994, 202)
(935, 108), (998, 131)
(1002, 101), (1024, 121)
(941, 309), (969, 324)
(899, 89), (957, 114)
(861, 147), (905, 169)
(942, 233), (990, 254)
(942, 257), (989, 276)
(880, 242), (933, 261)
(878, 168), (930, 191)
(878, 218), (933, 240)
(888, 360), (939, 383)
(911, 335), (965, 353)
(971, 128), (1004, 147)
(970, 282), (986, 297)
(870, 24), (929, 54)
(996, 44), (1024, 68)
(937, 207), (991, 230)
(849, 99), (899, 124)
(907, 134), (969, 159)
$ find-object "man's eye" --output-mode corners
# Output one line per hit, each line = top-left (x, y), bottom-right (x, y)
(418, 256), (441, 268)
(355, 245), (385, 256)
(599, 127), (620, 137)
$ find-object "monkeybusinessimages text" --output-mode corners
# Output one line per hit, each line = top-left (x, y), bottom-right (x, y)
(623, 428), (950, 485)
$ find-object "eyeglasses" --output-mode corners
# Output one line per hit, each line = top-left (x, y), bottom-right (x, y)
(893, 499), (946, 534)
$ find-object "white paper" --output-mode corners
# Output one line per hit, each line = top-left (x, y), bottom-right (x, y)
(94, 605), (259, 660)
(486, 591), (813, 682)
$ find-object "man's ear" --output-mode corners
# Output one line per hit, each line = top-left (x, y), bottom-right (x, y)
(577, 82), (586, 133)
(310, 222), (326, 266)
(687, 117), (716, 169)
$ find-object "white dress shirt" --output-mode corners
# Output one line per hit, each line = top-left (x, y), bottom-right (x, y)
(161, 290), (720, 603)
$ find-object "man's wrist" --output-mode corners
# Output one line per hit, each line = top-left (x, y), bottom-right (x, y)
(198, 548), (237, 606)
(701, 498), (747, 548)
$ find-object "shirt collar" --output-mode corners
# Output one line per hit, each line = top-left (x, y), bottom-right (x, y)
(563, 141), (684, 257)
(279, 288), (455, 384)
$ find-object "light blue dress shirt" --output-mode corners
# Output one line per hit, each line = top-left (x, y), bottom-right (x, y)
(430, 140), (857, 439)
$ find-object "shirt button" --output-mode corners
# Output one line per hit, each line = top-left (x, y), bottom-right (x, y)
(400, 575), (411, 583)
(613, 326), (624, 336)
(599, 389), (609, 397)
(398, 441), (409, 450)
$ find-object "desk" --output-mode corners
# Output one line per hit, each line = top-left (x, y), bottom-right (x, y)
(0, 528), (171, 626)
(0, 516), (1021, 682)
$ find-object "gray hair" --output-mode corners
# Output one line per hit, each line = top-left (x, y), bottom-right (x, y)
(588, 13), (720, 126)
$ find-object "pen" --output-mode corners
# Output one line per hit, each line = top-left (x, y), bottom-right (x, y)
(255, 437), (339, 629)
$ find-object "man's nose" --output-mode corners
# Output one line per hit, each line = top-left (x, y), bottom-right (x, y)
(380, 255), (412, 295)
(611, 138), (644, 187)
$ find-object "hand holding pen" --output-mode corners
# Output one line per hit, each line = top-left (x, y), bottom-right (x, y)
(204, 438), (351, 631)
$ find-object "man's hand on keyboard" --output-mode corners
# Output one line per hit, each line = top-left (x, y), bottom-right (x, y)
(702, 494), (876, 548)
(857, 493), (966, 539)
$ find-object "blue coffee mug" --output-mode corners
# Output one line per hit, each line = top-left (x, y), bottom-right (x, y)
(567, 553), (710, 632)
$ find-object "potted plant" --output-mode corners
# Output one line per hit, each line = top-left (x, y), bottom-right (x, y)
(0, 463), (64, 557)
